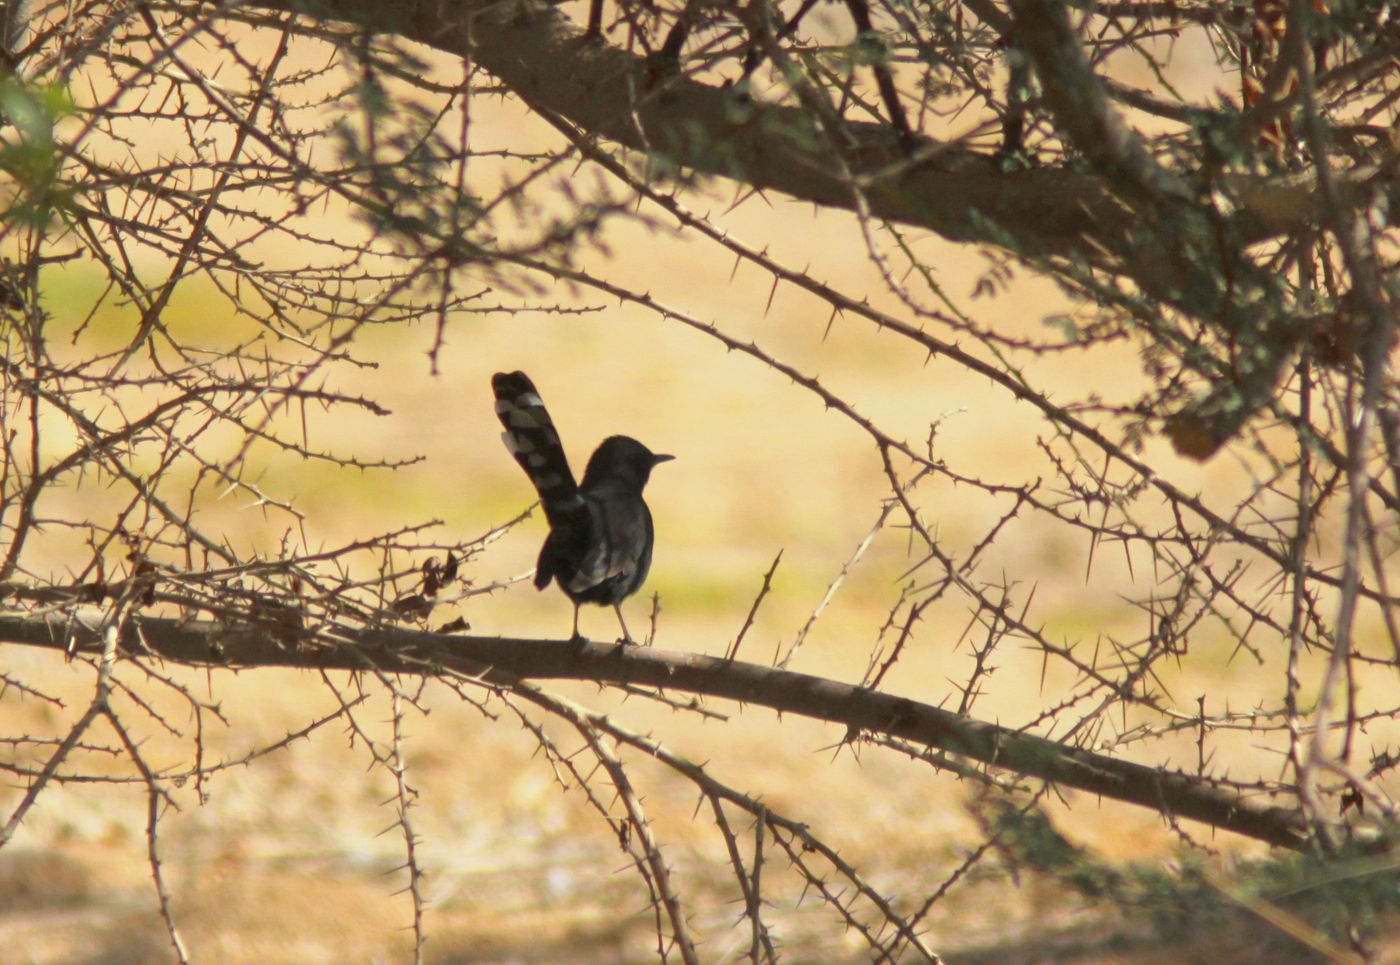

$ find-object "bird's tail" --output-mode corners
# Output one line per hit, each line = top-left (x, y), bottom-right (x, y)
(492, 371), (585, 526)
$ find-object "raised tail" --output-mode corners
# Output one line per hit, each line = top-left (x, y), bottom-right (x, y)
(492, 371), (585, 527)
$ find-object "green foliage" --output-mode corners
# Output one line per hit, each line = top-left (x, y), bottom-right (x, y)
(979, 795), (1400, 954)
(330, 42), (486, 252)
(0, 77), (75, 227)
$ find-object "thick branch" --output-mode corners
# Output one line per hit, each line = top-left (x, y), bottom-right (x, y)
(1007, 0), (1296, 455)
(261, 0), (1390, 308)
(1, 613), (1312, 850)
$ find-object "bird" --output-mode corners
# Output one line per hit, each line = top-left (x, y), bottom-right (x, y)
(492, 370), (673, 642)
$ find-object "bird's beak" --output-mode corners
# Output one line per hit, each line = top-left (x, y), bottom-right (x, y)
(653, 453), (675, 465)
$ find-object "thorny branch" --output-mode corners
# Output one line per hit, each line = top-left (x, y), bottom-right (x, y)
(0, 0), (1398, 960)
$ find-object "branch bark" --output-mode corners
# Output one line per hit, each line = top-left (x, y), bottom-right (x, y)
(0, 612), (1312, 850)
(261, 0), (1391, 311)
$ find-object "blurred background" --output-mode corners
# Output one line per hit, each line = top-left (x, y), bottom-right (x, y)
(1, 4), (1396, 963)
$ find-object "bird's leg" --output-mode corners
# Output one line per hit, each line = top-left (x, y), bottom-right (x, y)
(570, 603), (583, 642)
(613, 605), (634, 645)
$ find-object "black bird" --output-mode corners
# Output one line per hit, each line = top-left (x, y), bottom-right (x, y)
(492, 371), (673, 642)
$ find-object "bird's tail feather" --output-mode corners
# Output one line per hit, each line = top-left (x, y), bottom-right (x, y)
(492, 371), (585, 526)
